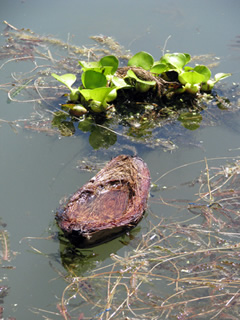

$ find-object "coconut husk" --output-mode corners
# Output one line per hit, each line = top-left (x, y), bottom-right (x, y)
(56, 155), (151, 247)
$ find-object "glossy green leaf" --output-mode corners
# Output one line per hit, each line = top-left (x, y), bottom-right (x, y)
(178, 71), (205, 85)
(51, 73), (76, 90)
(201, 80), (215, 92)
(70, 105), (88, 116)
(136, 83), (153, 93)
(111, 76), (131, 88)
(128, 51), (154, 70)
(100, 55), (119, 74)
(79, 61), (113, 75)
(80, 87), (113, 103)
(150, 63), (168, 74)
(61, 103), (76, 109)
(79, 60), (101, 70)
(106, 88), (117, 102)
(160, 53), (190, 70)
(126, 69), (156, 86)
(201, 72), (231, 92)
(183, 53), (191, 64)
(184, 66), (193, 72)
(69, 88), (79, 102)
(89, 100), (105, 112)
(125, 69), (156, 93)
(194, 65), (211, 82)
(81, 70), (107, 89)
(183, 83), (200, 94)
(214, 72), (232, 82)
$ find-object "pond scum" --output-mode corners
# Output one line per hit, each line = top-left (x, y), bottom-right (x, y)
(0, 22), (240, 319)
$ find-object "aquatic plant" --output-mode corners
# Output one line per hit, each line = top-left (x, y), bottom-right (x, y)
(51, 73), (79, 102)
(0, 219), (15, 320)
(1, 21), (236, 149)
(52, 51), (231, 114)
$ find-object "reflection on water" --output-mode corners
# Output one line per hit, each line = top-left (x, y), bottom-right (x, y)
(0, 1), (240, 319)
(230, 35), (240, 49)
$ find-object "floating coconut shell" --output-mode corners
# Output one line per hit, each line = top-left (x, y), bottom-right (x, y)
(56, 155), (151, 247)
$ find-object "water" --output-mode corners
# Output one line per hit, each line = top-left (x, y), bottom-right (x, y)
(0, 0), (240, 319)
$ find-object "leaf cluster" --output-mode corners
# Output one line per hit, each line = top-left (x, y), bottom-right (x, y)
(52, 51), (231, 115)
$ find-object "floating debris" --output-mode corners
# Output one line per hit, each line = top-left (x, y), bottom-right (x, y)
(56, 155), (151, 247)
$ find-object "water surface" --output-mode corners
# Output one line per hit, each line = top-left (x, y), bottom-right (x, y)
(0, 1), (240, 319)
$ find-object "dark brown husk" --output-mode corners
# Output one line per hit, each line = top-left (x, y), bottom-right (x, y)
(56, 155), (151, 247)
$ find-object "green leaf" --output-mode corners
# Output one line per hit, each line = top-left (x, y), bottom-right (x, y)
(125, 69), (156, 93)
(178, 71), (205, 85)
(214, 72), (231, 82)
(69, 88), (79, 102)
(128, 51), (154, 70)
(69, 105), (88, 116)
(111, 76), (131, 89)
(194, 65), (211, 82)
(201, 73), (232, 92)
(150, 63), (168, 74)
(135, 83), (153, 93)
(106, 88), (117, 102)
(126, 69), (156, 86)
(62, 103), (88, 115)
(52, 73), (76, 90)
(184, 66), (194, 72)
(61, 103), (76, 109)
(100, 55), (119, 74)
(81, 70), (107, 89)
(79, 61), (101, 70)
(79, 61), (112, 75)
(183, 83), (200, 94)
(89, 100), (105, 112)
(201, 80), (215, 92)
(183, 53), (191, 64)
(160, 53), (189, 70)
(80, 87), (113, 103)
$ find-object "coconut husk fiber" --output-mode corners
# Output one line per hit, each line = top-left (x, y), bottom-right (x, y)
(56, 155), (151, 247)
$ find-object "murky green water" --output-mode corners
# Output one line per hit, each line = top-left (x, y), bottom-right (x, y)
(0, 1), (240, 319)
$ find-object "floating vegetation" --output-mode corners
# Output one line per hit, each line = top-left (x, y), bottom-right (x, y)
(0, 219), (16, 320)
(52, 50), (230, 111)
(0, 218), (12, 264)
(0, 21), (238, 151)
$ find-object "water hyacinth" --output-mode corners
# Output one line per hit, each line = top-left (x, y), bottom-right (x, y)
(52, 50), (231, 115)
